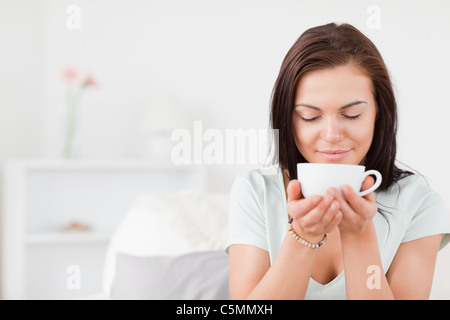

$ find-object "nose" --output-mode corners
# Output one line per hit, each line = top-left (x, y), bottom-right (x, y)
(320, 117), (344, 143)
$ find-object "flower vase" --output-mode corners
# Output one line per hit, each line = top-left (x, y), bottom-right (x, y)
(61, 66), (97, 158)
(62, 98), (79, 159)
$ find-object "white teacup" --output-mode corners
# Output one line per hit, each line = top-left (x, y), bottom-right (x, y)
(297, 163), (382, 198)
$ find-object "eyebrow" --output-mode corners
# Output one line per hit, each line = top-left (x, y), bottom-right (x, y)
(295, 100), (367, 111)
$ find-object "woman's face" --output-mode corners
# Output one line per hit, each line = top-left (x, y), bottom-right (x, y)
(293, 65), (377, 165)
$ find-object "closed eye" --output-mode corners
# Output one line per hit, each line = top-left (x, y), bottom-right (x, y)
(343, 114), (361, 120)
(301, 116), (321, 122)
(300, 114), (361, 121)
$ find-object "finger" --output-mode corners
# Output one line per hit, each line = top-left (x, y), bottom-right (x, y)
(328, 187), (357, 220)
(321, 199), (340, 227)
(324, 210), (342, 234)
(287, 180), (323, 220)
(341, 184), (373, 218)
(287, 180), (302, 202)
(360, 176), (376, 201)
(361, 175), (375, 190)
(300, 194), (333, 228)
(287, 194), (322, 220)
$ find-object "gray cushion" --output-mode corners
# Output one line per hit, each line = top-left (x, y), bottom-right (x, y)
(111, 250), (230, 300)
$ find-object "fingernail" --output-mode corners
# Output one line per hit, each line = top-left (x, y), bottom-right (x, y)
(342, 185), (350, 195)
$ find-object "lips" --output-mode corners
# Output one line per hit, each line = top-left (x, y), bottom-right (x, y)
(317, 149), (351, 161)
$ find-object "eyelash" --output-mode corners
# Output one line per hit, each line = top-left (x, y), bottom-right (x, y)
(301, 114), (361, 122)
(301, 116), (319, 122)
(344, 114), (361, 120)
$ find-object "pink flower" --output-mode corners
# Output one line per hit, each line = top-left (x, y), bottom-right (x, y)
(62, 66), (99, 88)
(62, 67), (79, 83)
(83, 75), (98, 88)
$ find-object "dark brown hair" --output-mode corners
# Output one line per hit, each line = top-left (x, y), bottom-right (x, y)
(270, 22), (411, 191)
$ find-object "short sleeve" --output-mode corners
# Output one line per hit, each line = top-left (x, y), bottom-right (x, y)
(402, 187), (450, 250)
(225, 174), (268, 253)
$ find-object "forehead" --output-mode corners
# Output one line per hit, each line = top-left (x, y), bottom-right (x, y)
(295, 65), (374, 107)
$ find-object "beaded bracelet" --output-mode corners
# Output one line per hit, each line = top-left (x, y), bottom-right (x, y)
(287, 217), (327, 250)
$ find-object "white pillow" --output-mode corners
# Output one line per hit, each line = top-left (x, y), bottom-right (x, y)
(102, 190), (229, 295)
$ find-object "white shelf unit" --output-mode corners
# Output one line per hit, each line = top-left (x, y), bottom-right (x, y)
(1, 159), (207, 299)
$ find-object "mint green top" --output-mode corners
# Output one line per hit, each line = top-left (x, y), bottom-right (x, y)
(226, 167), (450, 300)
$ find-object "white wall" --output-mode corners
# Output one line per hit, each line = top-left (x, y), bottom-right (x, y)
(0, 1), (449, 206)
(1, 0), (448, 200)
(0, 0), (44, 159)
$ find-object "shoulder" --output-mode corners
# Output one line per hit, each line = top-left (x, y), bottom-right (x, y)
(381, 173), (447, 224)
(381, 173), (437, 204)
(377, 173), (448, 223)
(231, 167), (282, 197)
(398, 174), (445, 206)
(387, 174), (450, 248)
(229, 167), (285, 221)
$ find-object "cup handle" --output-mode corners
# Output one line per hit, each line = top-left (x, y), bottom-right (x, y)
(358, 170), (382, 197)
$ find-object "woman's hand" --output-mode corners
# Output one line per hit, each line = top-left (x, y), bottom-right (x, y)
(286, 179), (342, 242)
(329, 176), (379, 238)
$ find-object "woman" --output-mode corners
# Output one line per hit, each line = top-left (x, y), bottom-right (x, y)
(226, 23), (450, 299)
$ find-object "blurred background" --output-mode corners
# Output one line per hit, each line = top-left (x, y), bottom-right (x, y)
(1, 0), (449, 299)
